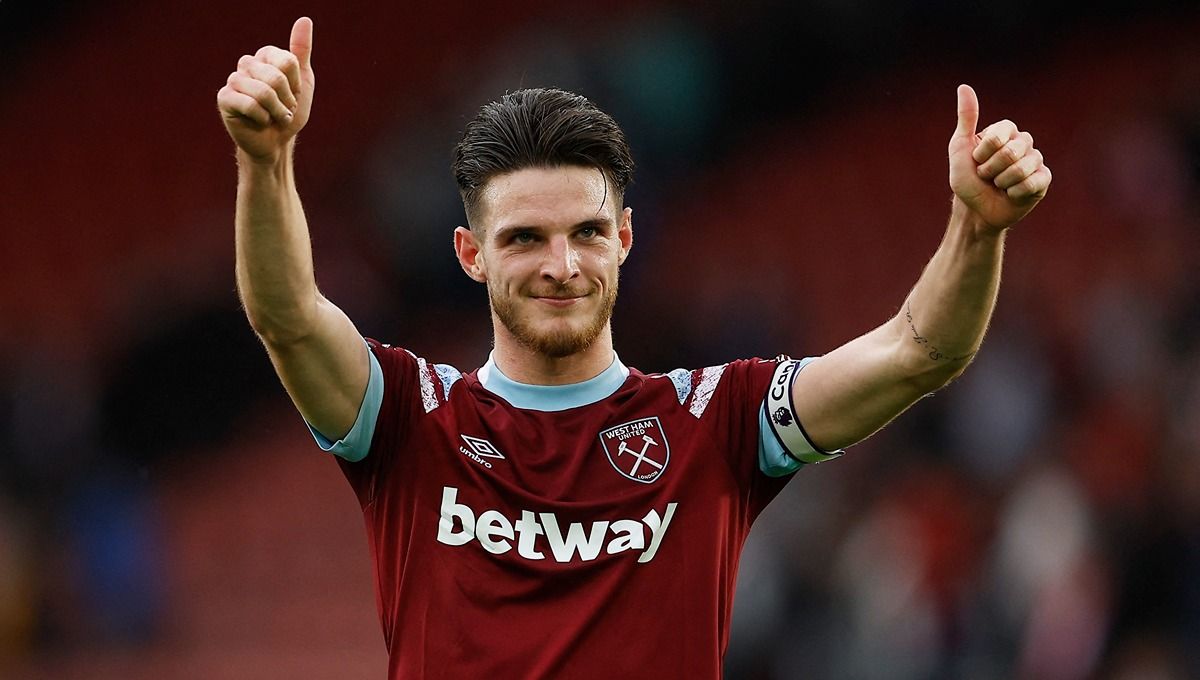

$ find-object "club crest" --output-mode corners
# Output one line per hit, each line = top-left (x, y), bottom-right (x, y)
(598, 417), (670, 484)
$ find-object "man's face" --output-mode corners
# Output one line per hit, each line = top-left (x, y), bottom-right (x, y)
(456, 165), (633, 359)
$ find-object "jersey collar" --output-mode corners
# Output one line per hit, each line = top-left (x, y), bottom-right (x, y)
(477, 353), (630, 412)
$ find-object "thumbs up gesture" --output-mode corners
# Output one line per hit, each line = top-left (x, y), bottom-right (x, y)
(217, 17), (315, 164)
(948, 85), (1051, 233)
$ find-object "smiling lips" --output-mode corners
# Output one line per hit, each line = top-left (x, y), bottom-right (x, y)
(533, 295), (586, 307)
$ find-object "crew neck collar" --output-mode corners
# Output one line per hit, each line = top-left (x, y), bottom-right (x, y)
(477, 353), (630, 411)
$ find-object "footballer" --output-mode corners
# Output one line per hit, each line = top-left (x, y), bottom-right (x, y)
(217, 17), (1050, 679)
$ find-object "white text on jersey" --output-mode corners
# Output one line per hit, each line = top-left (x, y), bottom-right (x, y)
(436, 486), (678, 564)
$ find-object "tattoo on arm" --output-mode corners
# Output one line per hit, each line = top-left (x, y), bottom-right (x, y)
(905, 303), (977, 362)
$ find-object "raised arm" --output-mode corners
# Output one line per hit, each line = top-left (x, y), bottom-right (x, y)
(217, 17), (369, 441)
(791, 85), (1052, 451)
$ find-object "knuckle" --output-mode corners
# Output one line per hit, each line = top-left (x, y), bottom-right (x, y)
(229, 72), (249, 90)
(265, 68), (286, 90)
(245, 78), (271, 99)
(271, 50), (299, 71)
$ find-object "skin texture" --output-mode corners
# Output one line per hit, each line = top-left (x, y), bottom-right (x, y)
(787, 85), (1051, 452)
(453, 167), (633, 385)
(219, 18), (1052, 453)
(221, 18), (371, 441)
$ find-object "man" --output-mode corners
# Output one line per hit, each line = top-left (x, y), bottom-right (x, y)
(217, 17), (1050, 680)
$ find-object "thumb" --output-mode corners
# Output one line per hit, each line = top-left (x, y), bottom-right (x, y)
(290, 16), (314, 70)
(955, 84), (979, 139)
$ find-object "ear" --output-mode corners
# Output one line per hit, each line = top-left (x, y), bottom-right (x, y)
(616, 206), (633, 265)
(454, 226), (488, 283)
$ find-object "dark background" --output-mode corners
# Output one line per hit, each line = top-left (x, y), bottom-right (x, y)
(1, 1), (1198, 677)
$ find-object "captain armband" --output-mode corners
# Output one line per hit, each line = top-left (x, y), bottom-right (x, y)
(764, 358), (844, 464)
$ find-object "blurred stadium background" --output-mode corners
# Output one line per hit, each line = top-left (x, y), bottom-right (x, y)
(1, 1), (1199, 678)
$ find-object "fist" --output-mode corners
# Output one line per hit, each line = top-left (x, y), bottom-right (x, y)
(217, 17), (315, 164)
(948, 84), (1051, 233)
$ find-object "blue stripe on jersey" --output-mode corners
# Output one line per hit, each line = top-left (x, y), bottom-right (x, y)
(758, 405), (804, 477)
(478, 353), (630, 412)
(434, 363), (463, 401)
(666, 368), (693, 405)
(763, 357), (844, 467)
(306, 345), (385, 463)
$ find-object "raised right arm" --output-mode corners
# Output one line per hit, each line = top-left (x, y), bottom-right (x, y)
(218, 17), (369, 441)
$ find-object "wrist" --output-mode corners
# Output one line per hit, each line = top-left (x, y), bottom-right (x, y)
(950, 195), (1007, 243)
(236, 141), (294, 171)
(237, 145), (294, 183)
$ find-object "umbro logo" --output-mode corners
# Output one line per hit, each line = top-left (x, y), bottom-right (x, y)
(459, 434), (506, 469)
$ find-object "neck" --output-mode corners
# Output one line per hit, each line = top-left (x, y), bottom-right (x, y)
(490, 322), (616, 385)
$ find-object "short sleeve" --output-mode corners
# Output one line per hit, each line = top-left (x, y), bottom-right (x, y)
(683, 358), (790, 519)
(757, 357), (844, 476)
(334, 338), (424, 506)
(306, 345), (385, 462)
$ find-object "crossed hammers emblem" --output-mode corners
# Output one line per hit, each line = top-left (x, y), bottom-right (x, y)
(617, 434), (663, 477)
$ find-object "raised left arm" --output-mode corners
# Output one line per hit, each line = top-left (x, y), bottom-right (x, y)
(790, 85), (1051, 452)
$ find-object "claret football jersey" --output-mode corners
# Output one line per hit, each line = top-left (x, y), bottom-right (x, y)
(308, 339), (841, 680)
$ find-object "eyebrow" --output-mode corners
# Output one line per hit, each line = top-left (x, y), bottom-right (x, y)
(492, 218), (613, 243)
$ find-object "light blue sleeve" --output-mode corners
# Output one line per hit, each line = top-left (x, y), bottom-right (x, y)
(758, 406), (804, 477)
(757, 356), (844, 477)
(305, 347), (385, 463)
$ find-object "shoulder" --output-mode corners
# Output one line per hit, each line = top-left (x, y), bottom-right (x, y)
(365, 339), (471, 414)
(636, 356), (784, 418)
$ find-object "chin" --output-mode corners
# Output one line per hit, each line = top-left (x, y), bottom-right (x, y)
(491, 286), (616, 359)
(525, 321), (599, 358)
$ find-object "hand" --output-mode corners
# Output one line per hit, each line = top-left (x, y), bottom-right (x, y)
(217, 17), (315, 164)
(948, 84), (1051, 233)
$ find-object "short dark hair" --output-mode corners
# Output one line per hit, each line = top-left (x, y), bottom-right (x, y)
(452, 88), (635, 226)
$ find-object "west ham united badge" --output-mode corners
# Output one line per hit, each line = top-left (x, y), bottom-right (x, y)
(599, 417), (670, 484)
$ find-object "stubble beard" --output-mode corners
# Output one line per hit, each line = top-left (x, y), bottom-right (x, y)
(490, 279), (619, 359)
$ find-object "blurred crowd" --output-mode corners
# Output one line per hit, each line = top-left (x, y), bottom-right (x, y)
(1, 1), (1198, 678)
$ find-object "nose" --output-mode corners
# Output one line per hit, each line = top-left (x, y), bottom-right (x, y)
(540, 234), (580, 284)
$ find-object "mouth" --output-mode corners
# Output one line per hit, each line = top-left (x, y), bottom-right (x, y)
(533, 295), (586, 308)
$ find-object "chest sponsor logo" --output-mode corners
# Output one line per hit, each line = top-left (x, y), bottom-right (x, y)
(599, 417), (670, 484)
(458, 434), (505, 469)
(436, 486), (678, 564)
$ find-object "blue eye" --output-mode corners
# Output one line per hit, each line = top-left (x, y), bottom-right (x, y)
(513, 232), (535, 244)
(578, 227), (598, 239)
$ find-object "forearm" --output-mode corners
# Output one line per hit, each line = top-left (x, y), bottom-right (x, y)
(788, 198), (1006, 450)
(892, 195), (1005, 387)
(789, 86), (1047, 452)
(234, 145), (322, 344)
